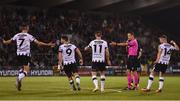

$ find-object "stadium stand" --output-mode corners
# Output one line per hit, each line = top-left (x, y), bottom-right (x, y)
(0, 7), (179, 74)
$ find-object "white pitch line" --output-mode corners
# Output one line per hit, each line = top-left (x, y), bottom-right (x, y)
(81, 88), (122, 93)
(107, 89), (122, 93)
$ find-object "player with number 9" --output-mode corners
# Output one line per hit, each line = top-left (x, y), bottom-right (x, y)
(58, 36), (83, 91)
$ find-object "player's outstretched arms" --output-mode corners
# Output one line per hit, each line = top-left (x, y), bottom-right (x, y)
(110, 41), (128, 46)
(34, 40), (55, 47)
(76, 48), (83, 65)
(171, 40), (180, 51)
(2, 39), (12, 45)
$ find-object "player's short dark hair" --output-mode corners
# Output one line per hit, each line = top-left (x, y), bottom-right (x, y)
(20, 23), (29, 31)
(61, 35), (69, 41)
(95, 31), (102, 37)
(159, 35), (167, 39)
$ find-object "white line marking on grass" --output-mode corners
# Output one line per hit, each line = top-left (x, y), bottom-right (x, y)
(83, 88), (123, 93)
(107, 89), (122, 93)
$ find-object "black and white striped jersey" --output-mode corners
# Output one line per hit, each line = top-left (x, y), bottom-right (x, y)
(12, 33), (36, 56)
(87, 39), (108, 63)
(158, 43), (175, 64)
(59, 43), (77, 65)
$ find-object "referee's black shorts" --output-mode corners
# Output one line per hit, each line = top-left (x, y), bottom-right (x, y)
(127, 56), (138, 71)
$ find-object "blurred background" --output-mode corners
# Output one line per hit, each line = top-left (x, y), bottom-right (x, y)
(0, 0), (180, 76)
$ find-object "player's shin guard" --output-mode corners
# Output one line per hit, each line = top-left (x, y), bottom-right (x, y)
(158, 77), (164, 90)
(127, 72), (132, 89)
(75, 75), (80, 89)
(92, 76), (98, 89)
(147, 74), (154, 89)
(100, 75), (105, 91)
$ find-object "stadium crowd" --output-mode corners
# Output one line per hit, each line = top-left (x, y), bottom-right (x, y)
(0, 7), (179, 70)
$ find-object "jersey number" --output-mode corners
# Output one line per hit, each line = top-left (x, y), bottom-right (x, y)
(164, 48), (171, 56)
(66, 48), (72, 56)
(19, 39), (25, 47)
(93, 44), (102, 53)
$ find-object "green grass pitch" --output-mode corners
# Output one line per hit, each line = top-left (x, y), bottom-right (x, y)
(0, 76), (180, 100)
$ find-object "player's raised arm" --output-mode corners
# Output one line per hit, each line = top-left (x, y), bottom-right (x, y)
(34, 40), (55, 47)
(75, 48), (83, 65)
(110, 41), (128, 46)
(170, 40), (180, 51)
(2, 39), (13, 45)
(105, 48), (111, 66)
